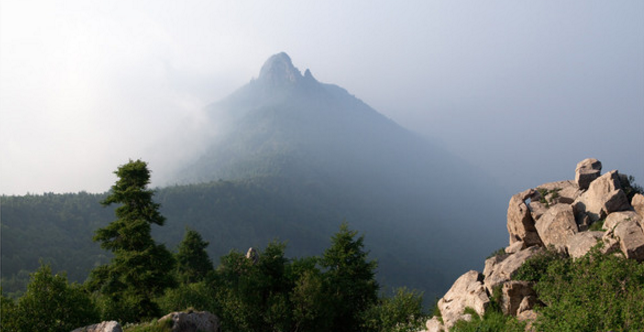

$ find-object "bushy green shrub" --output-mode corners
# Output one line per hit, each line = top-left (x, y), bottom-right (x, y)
(361, 287), (427, 332)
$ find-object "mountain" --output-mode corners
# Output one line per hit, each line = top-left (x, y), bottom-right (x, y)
(166, 53), (509, 294)
(1, 53), (509, 301)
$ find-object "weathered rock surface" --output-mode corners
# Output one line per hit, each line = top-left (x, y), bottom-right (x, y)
(534, 204), (578, 247)
(507, 189), (543, 246)
(574, 171), (630, 222)
(437, 270), (489, 330)
(421, 316), (444, 332)
(160, 311), (220, 332)
(499, 281), (537, 316)
(575, 158), (602, 190)
(611, 219), (644, 261)
(631, 193), (644, 219)
(603, 211), (642, 231)
(505, 240), (524, 254)
(483, 246), (542, 294)
(71, 321), (122, 332)
(566, 231), (603, 258)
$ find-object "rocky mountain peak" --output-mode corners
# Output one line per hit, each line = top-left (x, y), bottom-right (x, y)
(258, 52), (303, 86)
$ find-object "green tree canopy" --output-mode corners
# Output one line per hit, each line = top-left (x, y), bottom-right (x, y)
(2, 264), (99, 332)
(321, 222), (379, 332)
(175, 227), (214, 284)
(87, 159), (176, 322)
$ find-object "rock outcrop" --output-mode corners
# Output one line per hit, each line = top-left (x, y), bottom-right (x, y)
(72, 321), (122, 332)
(422, 158), (644, 331)
(159, 310), (220, 332)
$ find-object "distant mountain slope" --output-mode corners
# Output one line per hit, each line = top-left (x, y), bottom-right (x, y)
(1, 53), (509, 301)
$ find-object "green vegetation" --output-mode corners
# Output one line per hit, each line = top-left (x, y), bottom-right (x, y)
(514, 246), (644, 331)
(0, 264), (99, 332)
(0, 161), (428, 330)
(87, 160), (177, 322)
(536, 187), (561, 208)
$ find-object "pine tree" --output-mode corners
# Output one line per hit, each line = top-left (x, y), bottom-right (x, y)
(87, 159), (176, 322)
(175, 227), (214, 284)
(321, 222), (379, 332)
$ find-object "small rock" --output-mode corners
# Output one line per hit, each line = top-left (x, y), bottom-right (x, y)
(160, 310), (220, 332)
(631, 193), (644, 220)
(499, 281), (537, 316)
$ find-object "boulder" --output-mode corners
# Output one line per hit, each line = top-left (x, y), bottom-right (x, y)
(160, 310), (220, 332)
(566, 231), (603, 259)
(603, 211), (642, 231)
(573, 171), (630, 222)
(535, 204), (578, 248)
(499, 281), (537, 316)
(612, 219), (644, 261)
(575, 158), (602, 190)
(437, 270), (490, 330)
(516, 309), (538, 331)
(534, 180), (582, 205)
(483, 246), (542, 294)
(246, 247), (259, 265)
(422, 316), (444, 332)
(71, 321), (122, 332)
(507, 189), (543, 246)
(505, 241), (525, 254)
(632, 193), (644, 219)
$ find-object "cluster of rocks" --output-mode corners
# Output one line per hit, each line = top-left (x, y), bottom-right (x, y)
(72, 310), (220, 332)
(421, 158), (644, 332)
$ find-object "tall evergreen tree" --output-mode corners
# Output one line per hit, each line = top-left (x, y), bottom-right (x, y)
(87, 159), (176, 322)
(321, 222), (379, 332)
(175, 227), (214, 284)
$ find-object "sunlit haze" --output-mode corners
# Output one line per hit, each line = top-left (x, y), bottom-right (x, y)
(1, 1), (642, 195)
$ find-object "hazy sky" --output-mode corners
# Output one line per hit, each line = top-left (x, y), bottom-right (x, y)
(1, 1), (642, 195)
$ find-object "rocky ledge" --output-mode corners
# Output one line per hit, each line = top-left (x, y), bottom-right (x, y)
(421, 158), (644, 331)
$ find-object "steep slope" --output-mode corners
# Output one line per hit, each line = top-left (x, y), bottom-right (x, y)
(169, 53), (509, 294)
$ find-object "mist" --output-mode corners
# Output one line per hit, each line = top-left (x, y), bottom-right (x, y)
(1, 1), (642, 195)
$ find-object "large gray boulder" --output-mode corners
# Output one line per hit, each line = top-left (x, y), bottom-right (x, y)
(483, 246), (542, 294)
(534, 204), (578, 248)
(632, 193), (644, 220)
(160, 311), (220, 332)
(603, 211), (642, 231)
(437, 270), (490, 330)
(573, 171), (630, 222)
(566, 231), (603, 259)
(575, 158), (602, 190)
(608, 218), (644, 261)
(71, 321), (122, 332)
(507, 189), (543, 246)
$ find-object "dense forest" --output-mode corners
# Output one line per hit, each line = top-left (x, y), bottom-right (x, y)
(1, 160), (428, 331)
(1, 173), (458, 301)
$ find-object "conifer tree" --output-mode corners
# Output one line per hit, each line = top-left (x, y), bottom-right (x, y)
(87, 159), (176, 322)
(176, 227), (214, 284)
(321, 222), (379, 332)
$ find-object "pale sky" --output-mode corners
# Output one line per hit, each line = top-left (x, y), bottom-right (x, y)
(1, 0), (643, 195)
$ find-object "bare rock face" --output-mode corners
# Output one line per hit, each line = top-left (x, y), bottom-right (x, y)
(437, 270), (490, 330)
(71, 321), (122, 332)
(632, 193), (644, 219)
(160, 311), (220, 332)
(574, 171), (630, 222)
(483, 246), (542, 294)
(499, 281), (537, 316)
(566, 231), (603, 259)
(535, 204), (578, 248)
(575, 158), (602, 190)
(507, 189), (543, 246)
